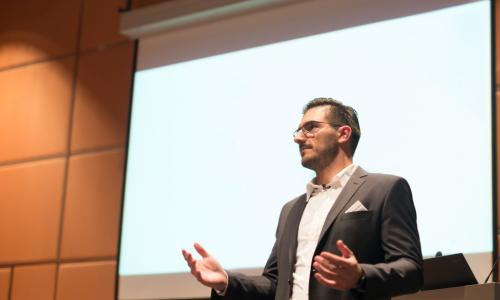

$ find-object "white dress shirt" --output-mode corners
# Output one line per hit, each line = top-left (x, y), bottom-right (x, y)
(291, 164), (358, 300)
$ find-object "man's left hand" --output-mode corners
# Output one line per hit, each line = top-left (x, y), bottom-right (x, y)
(312, 240), (364, 291)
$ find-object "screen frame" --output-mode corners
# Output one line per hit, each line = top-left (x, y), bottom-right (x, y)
(488, 0), (498, 283)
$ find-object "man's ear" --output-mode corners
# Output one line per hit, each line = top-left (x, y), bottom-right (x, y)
(336, 125), (352, 145)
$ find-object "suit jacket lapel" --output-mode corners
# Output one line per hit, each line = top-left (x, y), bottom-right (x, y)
(318, 167), (368, 242)
(282, 194), (307, 271)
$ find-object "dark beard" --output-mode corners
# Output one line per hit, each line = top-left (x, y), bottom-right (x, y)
(301, 144), (339, 172)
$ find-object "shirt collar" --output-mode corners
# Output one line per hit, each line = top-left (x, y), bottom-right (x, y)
(306, 164), (358, 201)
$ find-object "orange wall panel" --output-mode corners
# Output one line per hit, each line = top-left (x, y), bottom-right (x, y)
(11, 264), (56, 300)
(0, 0), (80, 69)
(0, 58), (74, 163)
(0, 159), (65, 264)
(60, 150), (124, 259)
(0, 268), (11, 300)
(56, 261), (116, 300)
(71, 43), (133, 152)
(80, 0), (129, 50)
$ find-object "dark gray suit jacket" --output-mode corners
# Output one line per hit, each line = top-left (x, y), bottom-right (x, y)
(212, 167), (423, 300)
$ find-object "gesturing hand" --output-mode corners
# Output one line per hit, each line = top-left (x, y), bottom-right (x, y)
(182, 243), (228, 292)
(312, 240), (364, 291)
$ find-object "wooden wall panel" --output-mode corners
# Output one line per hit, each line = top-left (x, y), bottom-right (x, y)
(56, 261), (116, 300)
(0, 58), (74, 163)
(60, 150), (124, 259)
(71, 43), (133, 152)
(80, 0), (128, 50)
(0, 0), (80, 69)
(0, 159), (65, 264)
(0, 0), (132, 299)
(11, 264), (56, 300)
(0, 268), (11, 300)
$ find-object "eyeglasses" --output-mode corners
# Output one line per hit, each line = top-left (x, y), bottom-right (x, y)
(293, 121), (343, 138)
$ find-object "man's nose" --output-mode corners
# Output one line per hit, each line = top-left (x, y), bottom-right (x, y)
(294, 132), (306, 144)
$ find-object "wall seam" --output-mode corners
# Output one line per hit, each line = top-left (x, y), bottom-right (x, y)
(52, 0), (85, 298)
(0, 54), (76, 74)
(0, 145), (127, 170)
(0, 40), (131, 74)
(0, 154), (66, 169)
(7, 266), (13, 300)
(0, 256), (118, 269)
(71, 145), (125, 156)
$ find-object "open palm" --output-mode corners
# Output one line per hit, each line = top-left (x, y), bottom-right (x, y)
(182, 243), (228, 291)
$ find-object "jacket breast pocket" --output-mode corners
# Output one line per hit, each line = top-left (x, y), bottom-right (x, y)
(338, 210), (373, 221)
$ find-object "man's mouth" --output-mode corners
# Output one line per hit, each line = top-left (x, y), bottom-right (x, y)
(300, 146), (312, 155)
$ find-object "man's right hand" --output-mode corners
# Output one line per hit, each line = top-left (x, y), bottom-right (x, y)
(182, 242), (228, 292)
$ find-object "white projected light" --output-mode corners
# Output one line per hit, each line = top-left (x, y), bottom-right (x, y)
(119, 1), (492, 299)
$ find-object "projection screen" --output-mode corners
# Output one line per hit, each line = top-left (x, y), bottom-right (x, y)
(118, 0), (494, 299)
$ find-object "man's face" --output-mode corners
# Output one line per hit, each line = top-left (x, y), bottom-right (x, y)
(294, 106), (340, 171)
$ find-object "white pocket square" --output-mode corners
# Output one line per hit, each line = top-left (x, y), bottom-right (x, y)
(345, 200), (368, 213)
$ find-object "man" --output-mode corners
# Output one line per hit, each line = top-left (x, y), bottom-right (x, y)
(182, 98), (422, 299)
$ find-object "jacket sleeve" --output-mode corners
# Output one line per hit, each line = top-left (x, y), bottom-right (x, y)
(210, 199), (296, 300)
(360, 177), (423, 298)
(210, 242), (278, 300)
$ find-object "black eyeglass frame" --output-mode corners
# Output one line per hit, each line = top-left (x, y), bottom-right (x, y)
(293, 121), (344, 138)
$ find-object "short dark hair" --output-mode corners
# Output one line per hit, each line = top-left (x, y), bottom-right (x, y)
(303, 98), (361, 156)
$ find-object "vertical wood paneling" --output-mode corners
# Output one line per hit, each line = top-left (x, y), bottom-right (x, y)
(0, 58), (74, 163)
(56, 261), (116, 300)
(0, 268), (11, 300)
(71, 43), (133, 152)
(60, 150), (124, 259)
(0, 159), (65, 264)
(80, 0), (128, 50)
(0, 0), (80, 69)
(0, 0), (131, 298)
(11, 264), (57, 300)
